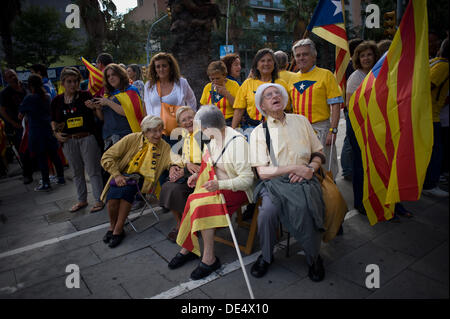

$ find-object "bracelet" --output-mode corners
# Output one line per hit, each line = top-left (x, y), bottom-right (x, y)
(310, 152), (326, 165)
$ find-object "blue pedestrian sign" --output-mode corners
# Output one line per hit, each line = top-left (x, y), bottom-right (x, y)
(220, 45), (234, 58)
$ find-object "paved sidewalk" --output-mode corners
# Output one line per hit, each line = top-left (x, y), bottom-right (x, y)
(0, 118), (448, 299)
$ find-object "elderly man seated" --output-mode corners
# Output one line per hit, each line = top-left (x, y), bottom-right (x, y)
(100, 115), (182, 248)
(249, 83), (327, 282)
(167, 105), (254, 280)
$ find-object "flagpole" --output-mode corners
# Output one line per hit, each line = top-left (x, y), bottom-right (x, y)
(220, 193), (255, 299)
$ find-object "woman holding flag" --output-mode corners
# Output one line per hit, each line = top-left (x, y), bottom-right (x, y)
(168, 105), (254, 280)
(199, 61), (240, 126)
(90, 64), (146, 151)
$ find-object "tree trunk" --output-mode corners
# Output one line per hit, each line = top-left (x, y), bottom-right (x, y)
(168, 0), (221, 102)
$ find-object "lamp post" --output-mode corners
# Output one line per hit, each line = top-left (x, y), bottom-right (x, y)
(225, 0), (230, 46)
(145, 14), (168, 66)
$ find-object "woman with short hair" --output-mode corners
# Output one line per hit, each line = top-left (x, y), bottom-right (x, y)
(168, 105), (254, 280)
(159, 106), (209, 242)
(221, 53), (242, 85)
(51, 67), (104, 213)
(100, 115), (183, 248)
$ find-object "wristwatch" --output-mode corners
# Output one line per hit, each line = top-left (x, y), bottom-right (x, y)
(305, 164), (315, 173)
(329, 127), (338, 134)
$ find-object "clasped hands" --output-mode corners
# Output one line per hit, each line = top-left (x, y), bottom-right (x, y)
(288, 165), (315, 184)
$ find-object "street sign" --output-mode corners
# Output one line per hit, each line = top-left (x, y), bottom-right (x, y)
(220, 45), (234, 58)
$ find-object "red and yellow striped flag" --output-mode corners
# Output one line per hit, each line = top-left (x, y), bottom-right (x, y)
(111, 86), (145, 133)
(176, 148), (229, 256)
(348, 0), (433, 225)
(306, 0), (350, 93)
(81, 57), (103, 96)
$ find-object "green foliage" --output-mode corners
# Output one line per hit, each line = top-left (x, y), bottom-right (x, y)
(103, 15), (150, 65)
(12, 5), (78, 68)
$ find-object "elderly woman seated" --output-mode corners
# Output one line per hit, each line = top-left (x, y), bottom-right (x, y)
(100, 115), (182, 248)
(249, 83), (327, 282)
(159, 106), (209, 242)
(167, 105), (254, 280)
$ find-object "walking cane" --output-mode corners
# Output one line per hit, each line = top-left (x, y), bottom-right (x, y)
(328, 130), (335, 173)
(219, 191), (255, 299)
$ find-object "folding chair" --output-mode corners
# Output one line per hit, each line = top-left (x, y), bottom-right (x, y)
(214, 198), (261, 255)
(125, 174), (160, 233)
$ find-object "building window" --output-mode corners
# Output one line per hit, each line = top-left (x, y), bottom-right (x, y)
(274, 16), (281, 24)
(138, 0), (143, 7)
(250, 0), (258, 5)
(257, 14), (266, 23)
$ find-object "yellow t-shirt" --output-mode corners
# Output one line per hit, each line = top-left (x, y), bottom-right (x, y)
(200, 79), (240, 119)
(430, 57), (449, 122)
(233, 78), (290, 121)
(288, 66), (343, 123)
(278, 70), (297, 86)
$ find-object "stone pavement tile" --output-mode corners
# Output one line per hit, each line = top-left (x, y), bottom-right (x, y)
(2, 275), (91, 299)
(0, 215), (49, 237)
(175, 288), (211, 299)
(14, 246), (101, 289)
(60, 227), (109, 252)
(409, 241), (449, 286)
(69, 209), (110, 231)
(0, 270), (15, 291)
(403, 199), (449, 236)
(89, 225), (165, 262)
(4, 221), (77, 251)
(271, 241), (309, 277)
(83, 283), (131, 299)
(33, 183), (79, 205)
(367, 269), (449, 299)
(372, 219), (447, 258)
(0, 197), (36, 217)
(275, 270), (372, 299)
(334, 214), (401, 249)
(199, 262), (301, 299)
(1, 201), (60, 220)
(0, 237), (9, 253)
(326, 241), (416, 289)
(0, 242), (67, 273)
(82, 247), (175, 299)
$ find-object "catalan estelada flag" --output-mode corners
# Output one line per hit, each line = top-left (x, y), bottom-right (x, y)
(348, 0), (432, 225)
(306, 0), (350, 92)
(109, 85), (145, 133)
(176, 148), (229, 256)
(81, 57), (103, 96)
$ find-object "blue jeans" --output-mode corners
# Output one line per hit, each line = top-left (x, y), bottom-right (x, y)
(341, 111), (354, 177)
(423, 122), (443, 189)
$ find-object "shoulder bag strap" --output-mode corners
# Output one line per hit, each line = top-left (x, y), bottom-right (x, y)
(263, 121), (278, 167)
(211, 135), (240, 167)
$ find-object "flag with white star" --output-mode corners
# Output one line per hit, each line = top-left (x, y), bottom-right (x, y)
(293, 80), (317, 94)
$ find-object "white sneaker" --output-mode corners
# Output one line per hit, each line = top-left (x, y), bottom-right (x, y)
(422, 187), (449, 198)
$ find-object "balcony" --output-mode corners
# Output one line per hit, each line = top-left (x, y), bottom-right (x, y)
(249, 0), (286, 11)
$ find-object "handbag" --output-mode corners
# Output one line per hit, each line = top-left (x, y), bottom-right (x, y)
(314, 167), (348, 242)
(109, 173), (143, 187)
(158, 81), (181, 136)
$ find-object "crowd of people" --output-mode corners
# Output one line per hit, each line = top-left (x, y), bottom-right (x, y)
(0, 32), (448, 283)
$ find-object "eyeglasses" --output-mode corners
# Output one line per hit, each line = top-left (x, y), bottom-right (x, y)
(263, 91), (282, 99)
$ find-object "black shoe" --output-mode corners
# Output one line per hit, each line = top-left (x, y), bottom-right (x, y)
(103, 230), (113, 244)
(251, 255), (272, 278)
(355, 205), (367, 215)
(108, 231), (126, 248)
(190, 257), (221, 280)
(308, 255), (325, 282)
(168, 252), (198, 269)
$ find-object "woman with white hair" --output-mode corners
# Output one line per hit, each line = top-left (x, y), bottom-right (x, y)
(159, 106), (209, 242)
(168, 105), (254, 280)
(249, 83), (327, 282)
(100, 115), (183, 248)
